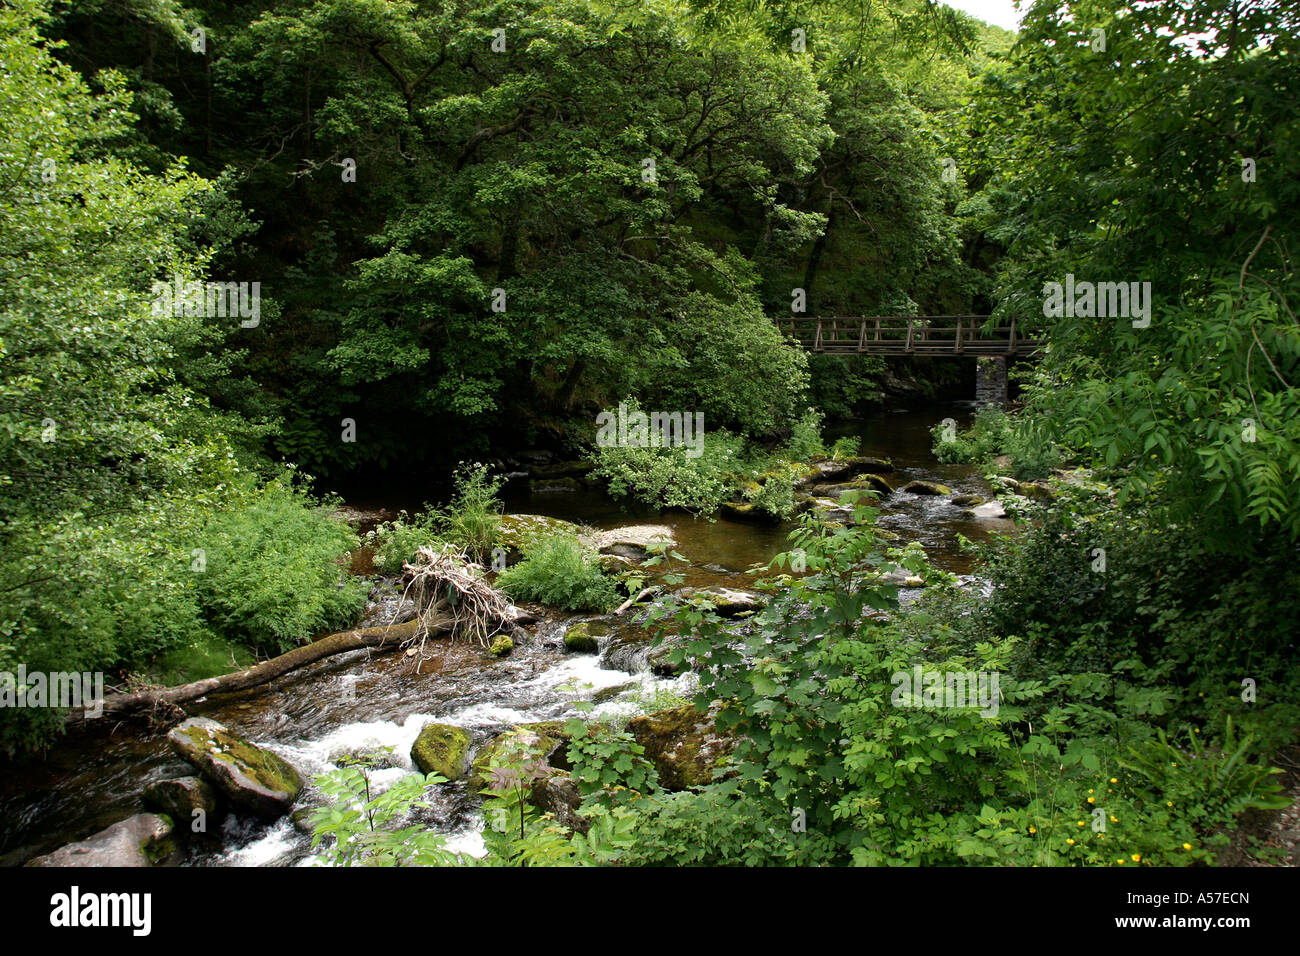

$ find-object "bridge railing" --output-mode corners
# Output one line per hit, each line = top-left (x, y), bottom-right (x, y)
(774, 315), (1040, 355)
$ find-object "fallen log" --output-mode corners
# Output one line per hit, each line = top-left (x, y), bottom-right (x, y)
(70, 618), (436, 726)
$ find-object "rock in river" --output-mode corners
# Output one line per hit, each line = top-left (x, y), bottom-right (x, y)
(167, 717), (303, 820)
(411, 722), (472, 781)
(627, 705), (736, 791)
(563, 621), (600, 653)
(28, 813), (175, 867)
(142, 775), (219, 825)
(679, 586), (767, 617)
(901, 480), (952, 496)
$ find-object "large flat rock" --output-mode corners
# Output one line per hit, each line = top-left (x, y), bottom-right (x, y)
(167, 717), (303, 820)
(28, 813), (174, 868)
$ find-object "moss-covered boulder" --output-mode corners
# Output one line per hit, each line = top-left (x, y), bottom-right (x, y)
(849, 473), (893, 495)
(468, 721), (574, 791)
(27, 813), (175, 867)
(797, 457), (894, 488)
(142, 776), (219, 826)
(167, 717), (303, 820)
(497, 514), (584, 561)
(626, 705), (736, 791)
(410, 722), (472, 780)
(489, 634), (514, 656)
(901, 480), (952, 496)
(563, 621), (600, 653)
(529, 773), (590, 835)
(950, 493), (984, 507)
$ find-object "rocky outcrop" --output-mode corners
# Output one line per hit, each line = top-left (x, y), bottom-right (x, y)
(529, 461), (593, 480)
(411, 722), (472, 781)
(167, 717), (303, 820)
(679, 586), (767, 617)
(719, 500), (780, 523)
(797, 457), (894, 488)
(627, 705), (736, 790)
(968, 500), (1008, 519)
(327, 746), (406, 770)
(142, 776), (219, 826)
(28, 813), (175, 867)
(582, 525), (676, 561)
(497, 514), (584, 561)
(530, 477), (582, 493)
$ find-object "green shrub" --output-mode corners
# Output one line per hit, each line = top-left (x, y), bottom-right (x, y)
(932, 408), (1059, 479)
(434, 462), (504, 562)
(563, 718), (659, 798)
(742, 461), (802, 519)
(195, 478), (369, 653)
(591, 417), (744, 514)
(497, 535), (621, 612)
(366, 509), (444, 575)
(830, 435), (861, 460)
(783, 408), (825, 461)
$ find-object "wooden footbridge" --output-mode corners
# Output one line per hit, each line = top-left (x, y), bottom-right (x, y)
(775, 315), (1042, 356)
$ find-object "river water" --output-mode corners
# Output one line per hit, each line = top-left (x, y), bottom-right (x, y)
(0, 405), (1010, 866)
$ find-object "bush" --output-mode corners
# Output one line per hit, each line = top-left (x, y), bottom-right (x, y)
(367, 462), (504, 572)
(591, 415), (745, 514)
(367, 510), (444, 575)
(623, 505), (1292, 866)
(433, 462), (504, 562)
(830, 435), (861, 460)
(783, 408), (825, 461)
(496, 535), (621, 612)
(195, 478), (369, 653)
(742, 461), (802, 519)
(932, 408), (1059, 480)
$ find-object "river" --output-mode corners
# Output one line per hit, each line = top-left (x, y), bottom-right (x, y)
(0, 404), (1011, 866)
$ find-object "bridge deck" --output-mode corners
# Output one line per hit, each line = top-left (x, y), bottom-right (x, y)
(775, 315), (1042, 356)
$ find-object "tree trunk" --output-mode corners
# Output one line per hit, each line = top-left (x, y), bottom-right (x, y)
(71, 618), (437, 726)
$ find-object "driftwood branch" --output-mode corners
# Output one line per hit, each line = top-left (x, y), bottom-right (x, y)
(69, 548), (522, 727)
(69, 619), (431, 727)
(400, 545), (516, 668)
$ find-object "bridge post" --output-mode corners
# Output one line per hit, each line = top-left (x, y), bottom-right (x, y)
(975, 356), (1008, 409)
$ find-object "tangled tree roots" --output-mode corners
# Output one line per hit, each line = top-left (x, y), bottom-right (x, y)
(399, 544), (516, 664)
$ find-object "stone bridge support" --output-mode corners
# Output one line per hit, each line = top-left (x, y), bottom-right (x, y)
(975, 356), (1008, 409)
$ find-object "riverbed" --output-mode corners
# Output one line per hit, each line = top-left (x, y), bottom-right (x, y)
(0, 405), (1010, 866)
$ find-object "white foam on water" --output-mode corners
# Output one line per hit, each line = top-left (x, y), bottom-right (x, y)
(222, 818), (301, 868)
(441, 824), (486, 859)
(267, 711), (441, 778)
